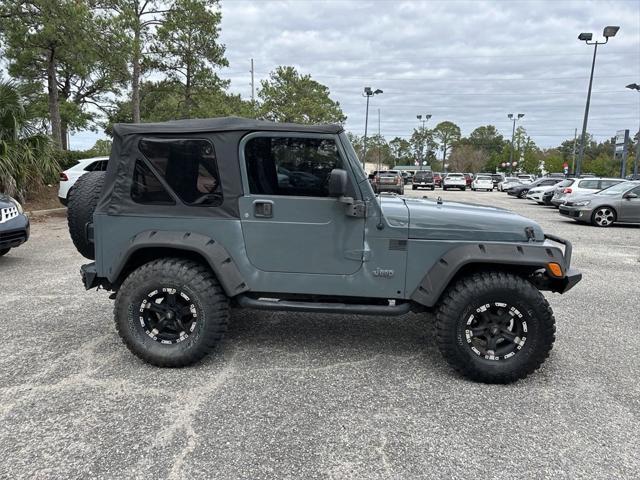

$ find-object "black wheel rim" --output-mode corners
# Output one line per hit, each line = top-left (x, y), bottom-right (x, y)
(464, 302), (528, 361)
(138, 287), (198, 344)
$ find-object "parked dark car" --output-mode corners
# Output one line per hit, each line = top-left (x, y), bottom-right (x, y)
(0, 194), (29, 257)
(491, 173), (505, 189)
(412, 170), (435, 190)
(508, 177), (562, 198)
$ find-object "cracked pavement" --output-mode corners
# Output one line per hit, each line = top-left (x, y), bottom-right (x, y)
(1, 190), (639, 479)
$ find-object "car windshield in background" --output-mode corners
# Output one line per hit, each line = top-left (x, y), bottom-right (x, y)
(596, 181), (634, 196)
(448, 174), (464, 177)
(477, 176), (492, 181)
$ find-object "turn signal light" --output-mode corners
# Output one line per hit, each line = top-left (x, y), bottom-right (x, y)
(547, 262), (563, 278)
(563, 188), (572, 194)
(60, 172), (68, 181)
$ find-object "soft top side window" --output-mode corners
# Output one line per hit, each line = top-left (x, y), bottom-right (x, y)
(245, 136), (343, 197)
(138, 138), (222, 206)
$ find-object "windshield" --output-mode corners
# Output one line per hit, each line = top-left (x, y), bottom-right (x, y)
(596, 182), (634, 196)
(477, 176), (492, 181)
(448, 174), (463, 178)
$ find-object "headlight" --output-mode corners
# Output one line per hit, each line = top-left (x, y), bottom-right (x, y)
(573, 200), (591, 206)
(9, 197), (24, 214)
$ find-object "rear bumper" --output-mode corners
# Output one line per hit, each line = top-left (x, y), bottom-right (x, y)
(80, 262), (111, 290)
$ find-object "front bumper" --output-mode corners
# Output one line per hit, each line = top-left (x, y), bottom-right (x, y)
(541, 233), (582, 293)
(0, 214), (30, 250)
(559, 205), (591, 221)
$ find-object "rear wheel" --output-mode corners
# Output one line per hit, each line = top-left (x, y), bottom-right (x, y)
(591, 206), (616, 227)
(436, 271), (555, 384)
(0, 248), (10, 257)
(114, 258), (230, 367)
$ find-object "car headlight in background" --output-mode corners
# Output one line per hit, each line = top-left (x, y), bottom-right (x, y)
(573, 200), (591, 206)
(9, 197), (24, 214)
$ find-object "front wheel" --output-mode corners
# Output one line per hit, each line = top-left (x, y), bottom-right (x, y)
(114, 258), (230, 367)
(436, 271), (556, 384)
(591, 207), (616, 227)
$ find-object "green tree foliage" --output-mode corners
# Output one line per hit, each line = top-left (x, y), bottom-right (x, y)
(105, 80), (254, 133)
(347, 133), (393, 167)
(0, 0), (128, 149)
(106, 0), (168, 123)
(0, 81), (58, 200)
(150, 0), (228, 118)
(258, 66), (346, 124)
(389, 137), (413, 166)
(433, 121), (461, 162)
(409, 128), (436, 165)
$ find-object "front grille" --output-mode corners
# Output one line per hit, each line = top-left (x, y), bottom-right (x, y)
(0, 206), (19, 224)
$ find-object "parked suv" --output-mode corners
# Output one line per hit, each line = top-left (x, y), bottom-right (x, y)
(0, 194), (29, 257)
(69, 117), (581, 384)
(372, 170), (404, 194)
(412, 170), (435, 190)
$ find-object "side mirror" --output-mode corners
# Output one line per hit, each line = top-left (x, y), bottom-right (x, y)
(624, 192), (638, 199)
(328, 168), (348, 197)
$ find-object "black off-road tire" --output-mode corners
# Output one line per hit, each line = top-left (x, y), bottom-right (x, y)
(67, 171), (105, 259)
(114, 258), (229, 367)
(412, 185), (417, 190)
(0, 248), (10, 257)
(436, 271), (556, 384)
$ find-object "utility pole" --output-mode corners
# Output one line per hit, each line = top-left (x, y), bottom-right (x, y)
(250, 58), (255, 102)
(571, 128), (577, 175)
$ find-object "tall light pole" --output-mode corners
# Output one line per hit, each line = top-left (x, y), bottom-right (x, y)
(362, 86), (383, 170)
(626, 83), (640, 178)
(507, 113), (524, 174)
(416, 114), (432, 170)
(576, 25), (620, 177)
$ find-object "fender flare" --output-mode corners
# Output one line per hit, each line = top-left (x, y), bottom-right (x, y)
(410, 241), (567, 307)
(107, 230), (249, 297)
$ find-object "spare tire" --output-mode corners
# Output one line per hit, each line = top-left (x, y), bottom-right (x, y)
(67, 171), (105, 259)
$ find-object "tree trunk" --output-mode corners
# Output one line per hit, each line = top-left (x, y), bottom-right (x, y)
(131, 29), (141, 123)
(47, 49), (62, 147)
(61, 122), (68, 150)
(184, 62), (191, 119)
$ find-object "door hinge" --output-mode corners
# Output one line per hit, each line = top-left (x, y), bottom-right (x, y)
(339, 196), (367, 218)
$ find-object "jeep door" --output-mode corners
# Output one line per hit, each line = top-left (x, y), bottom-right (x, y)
(238, 133), (365, 275)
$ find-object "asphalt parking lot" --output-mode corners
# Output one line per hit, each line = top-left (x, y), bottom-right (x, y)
(1, 189), (639, 479)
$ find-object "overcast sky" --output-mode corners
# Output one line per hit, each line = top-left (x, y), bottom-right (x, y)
(73, 0), (640, 150)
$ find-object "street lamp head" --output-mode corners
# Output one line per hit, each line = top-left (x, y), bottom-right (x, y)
(578, 32), (593, 42)
(373, 89), (383, 95)
(507, 113), (513, 119)
(625, 83), (640, 91)
(426, 114), (432, 120)
(603, 26), (620, 38)
(417, 114), (422, 120)
(517, 113), (525, 119)
(364, 86), (372, 95)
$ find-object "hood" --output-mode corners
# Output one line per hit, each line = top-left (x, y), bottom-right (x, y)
(0, 193), (15, 207)
(396, 197), (544, 242)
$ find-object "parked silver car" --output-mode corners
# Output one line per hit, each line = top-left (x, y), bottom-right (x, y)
(559, 181), (640, 227)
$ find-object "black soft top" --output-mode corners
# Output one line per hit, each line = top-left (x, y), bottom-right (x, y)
(97, 117), (344, 220)
(112, 117), (343, 136)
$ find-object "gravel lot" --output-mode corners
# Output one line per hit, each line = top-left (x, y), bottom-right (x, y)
(1, 190), (639, 479)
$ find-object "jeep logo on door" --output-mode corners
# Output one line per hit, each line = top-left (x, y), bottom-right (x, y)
(372, 268), (394, 278)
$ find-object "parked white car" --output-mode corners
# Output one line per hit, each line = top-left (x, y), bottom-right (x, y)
(471, 175), (494, 191)
(58, 157), (109, 205)
(526, 184), (558, 204)
(498, 177), (522, 191)
(442, 173), (467, 190)
(517, 174), (535, 184)
(551, 177), (625, 207)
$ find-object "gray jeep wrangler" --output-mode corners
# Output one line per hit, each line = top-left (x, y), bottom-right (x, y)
(69, 117), (581, 383)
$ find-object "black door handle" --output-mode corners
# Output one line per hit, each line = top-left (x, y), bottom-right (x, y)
(254, 200), (273, 218)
